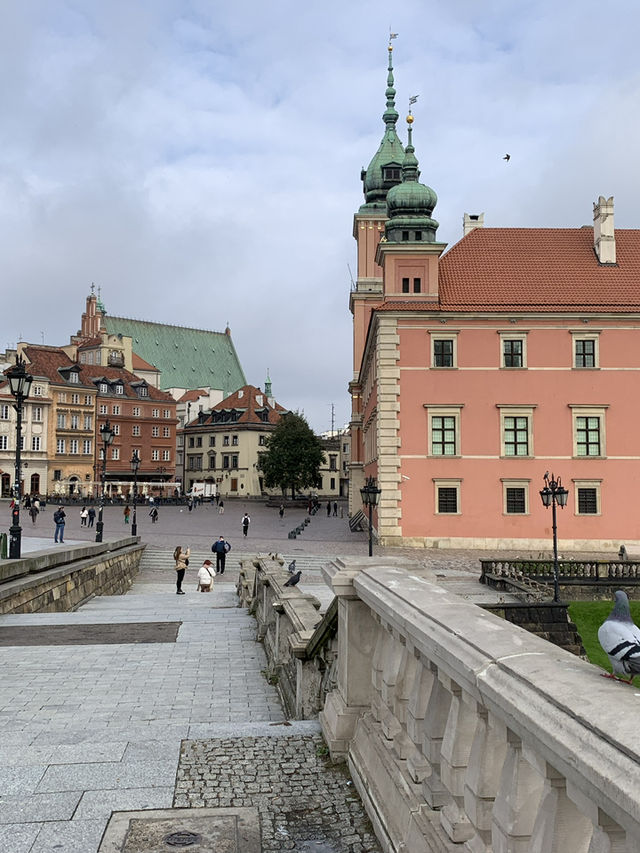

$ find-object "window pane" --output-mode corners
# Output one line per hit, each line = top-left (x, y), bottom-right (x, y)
(431, 416), (456, 455)
(506, 487), (526, 514)
(503, 340), (523, 367)
(504, 416), (529, 456)
(576, 416), (601, 456)
(434, 340), (454, 367)
(577, 488), (598, 514)
(438, 487), (458, 513)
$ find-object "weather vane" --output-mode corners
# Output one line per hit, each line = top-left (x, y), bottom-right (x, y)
(408, 94), (419, 122)
(389, 29), (398, 47)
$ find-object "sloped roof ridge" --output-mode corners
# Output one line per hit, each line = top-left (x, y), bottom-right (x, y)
(107, 315), (229, 336)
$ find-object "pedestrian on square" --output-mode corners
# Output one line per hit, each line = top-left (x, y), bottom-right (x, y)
(326, 500), (331, 517)
(218, 499), (224, 515)
(53, 506), (66, 543)
(279, 504), (285, 520)
(197, 560), (215, 592)
(33, 496), (40, 513)
(80, 506), (88, 526)
(29, 503), (38, 524)
(212, 535), (231, 574)
(173, 545), (190, 594)
(24, 494), (31, 510)
(241, 512), (250, 537)
(333, 501), (338, 517)
(149, 506), (159, 523)
(87, 506), (96, 527)
(123, 505), (130, 524)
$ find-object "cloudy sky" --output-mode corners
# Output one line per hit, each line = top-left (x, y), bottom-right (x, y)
(1, 0), (639, 432)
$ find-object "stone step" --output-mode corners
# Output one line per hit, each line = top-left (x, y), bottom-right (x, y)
(139, 547), (330, 575)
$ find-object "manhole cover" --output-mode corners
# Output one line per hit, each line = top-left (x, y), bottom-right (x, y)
(164, 831), (201, 847)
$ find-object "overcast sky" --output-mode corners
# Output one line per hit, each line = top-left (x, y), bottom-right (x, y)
(1, 1), (639, 432)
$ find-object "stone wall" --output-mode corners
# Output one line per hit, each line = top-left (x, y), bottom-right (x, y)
(480, 601), (585, 655)
(320, 557), (640, 852)
(237, 556), (338, 720)
(0, 538), (144, 614)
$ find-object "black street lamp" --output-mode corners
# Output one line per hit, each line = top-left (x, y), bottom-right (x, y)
(95, 420), (115, 543)
(539, 472), (569, 602)
(130, 450), (140, 536)
(360, 476), (382, 557)
(6, 356), (33, 559)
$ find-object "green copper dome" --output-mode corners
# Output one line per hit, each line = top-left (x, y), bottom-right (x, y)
(385, 116), (439, 242)
(359, 46), (405, 212)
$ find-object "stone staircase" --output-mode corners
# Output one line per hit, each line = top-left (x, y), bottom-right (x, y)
(138, 546), (330, 580)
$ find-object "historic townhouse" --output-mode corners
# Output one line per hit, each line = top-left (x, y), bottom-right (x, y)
(0, 367), (51, 497)
(350, 46), (640, 550)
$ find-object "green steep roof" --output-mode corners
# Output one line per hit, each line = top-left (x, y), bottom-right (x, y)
(104, 316), (246, 396)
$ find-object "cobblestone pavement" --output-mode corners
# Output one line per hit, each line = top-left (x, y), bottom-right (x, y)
(175, 734), (381, 852)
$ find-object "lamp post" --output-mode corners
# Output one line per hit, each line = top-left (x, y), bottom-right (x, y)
(130, 450), (140, 536)
(360, 475), (382, 557)
(7, 356), (33, 559)
(95, 420), (114, 543)
(539, 472), (569, 602)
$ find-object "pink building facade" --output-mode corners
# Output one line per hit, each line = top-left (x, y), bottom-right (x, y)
(349, 49), (640, 551)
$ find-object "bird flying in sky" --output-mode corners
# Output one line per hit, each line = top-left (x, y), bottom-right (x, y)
(503, 154), (511, 163)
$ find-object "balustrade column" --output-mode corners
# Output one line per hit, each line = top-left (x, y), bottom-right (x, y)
(422, 664), (452, 810)
(464, 709), (509, 852)
(526, 757), (592, 853)
(405, 657), (434, 785)
(392, 645), (420, 761)
(379, 628), (404, 743)
(439, 679), (477, 844)
(587, 811), (631, 853)
(492, 730), (544, 853)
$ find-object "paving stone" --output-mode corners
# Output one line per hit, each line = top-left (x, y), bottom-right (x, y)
(0, 823), (41, 853)
(31, 819), (106, 852)
(74, 786), (174, 820)
(36, 760), (178, 793)
(0, 791), (82, 825)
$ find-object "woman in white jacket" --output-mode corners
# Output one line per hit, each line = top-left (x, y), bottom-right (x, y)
(197, 560), (215, 592)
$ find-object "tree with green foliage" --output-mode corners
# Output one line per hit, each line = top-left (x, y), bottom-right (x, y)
(259, 412), (325, 499)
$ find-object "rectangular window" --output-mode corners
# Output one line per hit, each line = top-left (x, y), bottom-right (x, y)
(83, 440), (92, 454)
(53, 468), (61, 480)
(163, 409), (171, 418)
(152, 426), (159, 437)
(188, 437), (194, 448)
(115, 385), (124, 395)
(112, 423), (120, 436)
(132, 425), (140, 437)
(57, 414), (66, 429)
(58, 392), (67, 402)
(223, 435), (230, 446)
(84, 395), (92, 406)
(31, 436), (41, 451)
(32, 406), (42, 422)
(132, 406), (140, 417)
(70, 414), (79, 429)
(331, 477), (336, 490)
(209, 453), (216, 469)
(578, 488), (598, 514)
(162, 449), (170, 461)
(111, 447), (120, 460)
(232, 454), (238, 468)
(329, 454), (337, 471)
(71, 393), (80, 404)
(152, 409), (160, 418)
(504, 416), (529, 456)
(402, 277), (410, 293)
(576, 416), (601, 456)
(232, 435), (238, 446)
(506, 487), (526, 514)
(163, 426), (170, 437)
(196, 437), (202, 447)
(431, 416), (456, 456)
(503, 339), (523, 367)
(99, 383), (108, 394)
(413, 277), (421, 293)
(69, 439), (79, 454)
(438, 487), (458, 513)
(0, 435), (8, 450)
(84, 415), (92, 430)
(33, 385), (43, 396)
(56, 439), (65, 453)
(433, 339), (454, 367)
(575, 338), (596, 368)
(99, 404), (108, 415)
(209, 436), (216, 446)
(0, 405), (8, 420)
(223, 455), (230, 469)
(112, 405), (120, 415)
(259, 435), (266, 446)
(152, 449), (160, 461)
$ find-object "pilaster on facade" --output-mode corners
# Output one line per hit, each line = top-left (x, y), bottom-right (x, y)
(375, 317), (402, 541)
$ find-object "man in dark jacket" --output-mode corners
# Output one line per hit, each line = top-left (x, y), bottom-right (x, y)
(212, 535), (231, 574)
(53, 506), (66, 543)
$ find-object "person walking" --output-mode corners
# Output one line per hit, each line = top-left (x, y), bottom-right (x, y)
(197, 560), (215, 592)
(241, 512), (250, 537)
(173, 545), (190, 594)
(87, 506), (96, 527)
(123, 505), (130, 524)
(53, 506), (66, 543)
(326, 500), (331, 517)
(29, 503), (38, 524)
(279, 504), (285, 520)
(149, 506), (159, 523)
(333, 501), (338, 517)
(80, 506), (88, 526)
(218, 499), (224, 515)
(212, 535), (231, 574)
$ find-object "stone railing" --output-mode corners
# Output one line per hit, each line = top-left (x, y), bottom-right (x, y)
(237, 556), (338, 719)
(0, 538), (144, 613)
(320, 558), (640, 852)
(481, 557), (640, 582)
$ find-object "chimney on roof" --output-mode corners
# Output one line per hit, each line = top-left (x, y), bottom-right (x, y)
(593, 195), (616, 264)
(463, 212), (484, 237)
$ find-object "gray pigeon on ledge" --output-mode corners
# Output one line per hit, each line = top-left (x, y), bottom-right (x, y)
(284, 570), (302, 588)
(597, 590), (640, 683)
(287, 559), (296, 574)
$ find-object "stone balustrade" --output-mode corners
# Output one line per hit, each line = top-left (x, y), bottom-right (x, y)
(237, 556), (338, 719)
(320, 558), (640, 852)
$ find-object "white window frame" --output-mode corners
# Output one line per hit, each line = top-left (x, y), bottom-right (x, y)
(33, 385), (43, 396)
(430, 331), (459, 369)
(132, 406), (140, 417)
(0, 435), (7, 450)
(499, 331), (528, 369)
(132, 425), (140, 437)
(111, 447), (120, 461)
(163, 409), (171, 418)
(570, 405), (607, 458)
(501, 478), (530, 515)
(433, 478), (462, 515)
(83, 440), (92, 454)
(0, 405), (9, 420)
(112, 424), (120, 436)
(162, 449), (171, 461)
(497, 405), (536, 458)
(99, 404), (108, 415)
(71, 393), (80, 404)
(163, 426), (170, 437)
(32, 406), (42, 422)
(572, 479), (602, 516)
(424, 404), (463, 457)
(152, 409), (160, 418)
(571, 331), (600, 369)
(112, 405), (121, 415)
(56, 439), (65, 454)
(69, 439), (79, 454)
(31, 436), (41, 451)
(152, 426), (159, 437)
(152, 449), (160, 461)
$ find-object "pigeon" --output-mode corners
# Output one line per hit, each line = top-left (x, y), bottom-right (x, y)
(503, 153), (511, 162)
(284, 570), (302, 587)
(597, 590), (640, 682)
(287, 559), (296, 574)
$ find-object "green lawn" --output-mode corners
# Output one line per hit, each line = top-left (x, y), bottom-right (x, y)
(569, 599), (640, 685)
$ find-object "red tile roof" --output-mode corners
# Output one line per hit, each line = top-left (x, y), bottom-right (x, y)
(437, 227), (640, 312)
(131, 352), (159, 372)
(376, 228), (640, 313)
(179, 389), (209, 403)
(187, 385), (287, 427)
